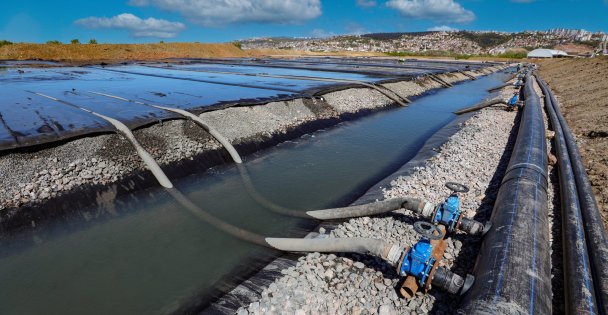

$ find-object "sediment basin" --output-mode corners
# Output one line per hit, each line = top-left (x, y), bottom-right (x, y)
(0, 68), (508, 314)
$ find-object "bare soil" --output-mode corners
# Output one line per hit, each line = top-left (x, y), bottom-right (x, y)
(0, 43), (388, 63)
(538, 57), (608, 228)
(0, 43), (250, 62)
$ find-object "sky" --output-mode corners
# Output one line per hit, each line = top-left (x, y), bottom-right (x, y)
(1, 0), (606, 43)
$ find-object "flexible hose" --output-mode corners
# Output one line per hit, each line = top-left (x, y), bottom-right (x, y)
(143, 65), (410, 106)
(454, 99), (507, 115)
(30, 92), (174, 188)
(32, 92), (408, 269)
(87, 91), (243, 164)
(305, 197), (429, 220)
(236, 164), (429, 220)
(265, 237), (402, 266)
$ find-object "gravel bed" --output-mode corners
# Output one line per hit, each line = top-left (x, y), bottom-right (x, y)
(0, 70), (501, 215)
(238, 84), (521, 315)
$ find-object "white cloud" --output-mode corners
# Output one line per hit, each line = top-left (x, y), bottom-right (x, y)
(356, 0), (377, 8)
(129, 0), (322, 26)
(75, 13), (185, 38)
(427, 25), (458, 32)
(386, 0), (475, 23)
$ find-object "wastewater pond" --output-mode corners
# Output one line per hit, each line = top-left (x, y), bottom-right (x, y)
(0, 71), (509, 315)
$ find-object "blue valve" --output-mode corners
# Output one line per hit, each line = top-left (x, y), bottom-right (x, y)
(431, 182), (469, 232)
(433, 195), (461, 232)
(398, 238), (435, 287)
(508, 93), (519, 106)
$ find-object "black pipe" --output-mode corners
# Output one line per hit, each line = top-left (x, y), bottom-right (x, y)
(537, 75), (607, 314)
(458, 73), (552, 314)
(454, 98), (506, 115)
(540, 75), (597, 314)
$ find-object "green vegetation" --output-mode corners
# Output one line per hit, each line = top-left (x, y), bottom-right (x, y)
(70, 39), (80, 44)
(0, 40), (13, 47)
(386, 50), (468, 58)
(88, 39), (98, 44)
(495, 51), (527, 59)
(231, 41), (242, 49)
(458, 31), (512, 49)
(386, 49), (527, 60)
(46, 40), (62, 44)
(576, 40), (600, 48)
(159, 40), (165, 44)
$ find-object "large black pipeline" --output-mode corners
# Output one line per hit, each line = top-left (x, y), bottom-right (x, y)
(537, 74), (607, 314)
(459, 73), (552, 314)
(540, 76), (597, 314)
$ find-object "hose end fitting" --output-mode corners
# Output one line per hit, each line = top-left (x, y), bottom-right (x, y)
(431, 267), (475, 295)
(420, 202), (435, 217)
(385, 244), (404, 267)
(458, 217), (487, 236)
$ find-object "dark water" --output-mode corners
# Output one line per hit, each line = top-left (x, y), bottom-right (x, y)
(0, 72), (509, 315)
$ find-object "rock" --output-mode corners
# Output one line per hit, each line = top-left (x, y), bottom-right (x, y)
(354, 262), (365, 269)
(378, 304), (396, 315)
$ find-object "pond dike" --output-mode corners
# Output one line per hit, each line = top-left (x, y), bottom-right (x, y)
(0, 66), (506, 236)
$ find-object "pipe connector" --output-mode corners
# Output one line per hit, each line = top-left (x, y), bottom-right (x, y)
(385, 244), (405, 267)
(431, 267), (475, 295)
(420, 202), (435, 217)
(458, 217), (492, 236)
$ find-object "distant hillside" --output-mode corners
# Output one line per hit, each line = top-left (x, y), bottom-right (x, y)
(457, 31), (513, 48)
(240, 29), (604, 56)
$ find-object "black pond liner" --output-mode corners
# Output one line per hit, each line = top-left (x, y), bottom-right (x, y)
(0, 64), (411, 152)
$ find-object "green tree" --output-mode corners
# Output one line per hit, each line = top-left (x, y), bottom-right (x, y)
(88, 39), (98, 44)
(0, 40), (13, 47)
(46, 40), (62, 44)
(231, 41), (242, 49)
(71, 39), (80, 44)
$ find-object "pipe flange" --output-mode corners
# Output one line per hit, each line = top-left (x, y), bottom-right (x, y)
(396, 246), (411, 275)
(414, 221), (445, 240)
(424, 259), (442, 292)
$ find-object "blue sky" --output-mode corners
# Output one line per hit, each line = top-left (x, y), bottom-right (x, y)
(1, 0), (606, 43)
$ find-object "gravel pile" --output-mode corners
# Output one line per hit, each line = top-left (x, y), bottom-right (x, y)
(238, 85), (520, 314)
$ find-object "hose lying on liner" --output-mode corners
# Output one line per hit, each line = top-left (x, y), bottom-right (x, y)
(458, 71), (477, 80)
(29, 92), (174, 189)
(459, 72), (552, 315)
(537, 75), (606, 314)
(428, 74), (453, 88)
(87, 91), (243, 164)
(454, 99), (507, 115)
(144, 65), (411, 106)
